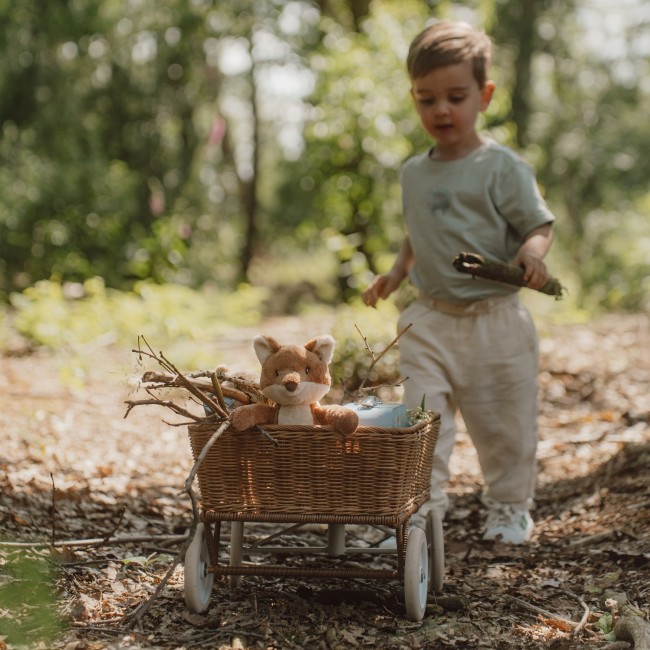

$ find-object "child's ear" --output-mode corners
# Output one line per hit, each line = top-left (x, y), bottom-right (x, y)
(480, 81), (495, 111)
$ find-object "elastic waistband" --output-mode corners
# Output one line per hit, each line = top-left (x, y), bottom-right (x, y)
(416, 292), (519, 316)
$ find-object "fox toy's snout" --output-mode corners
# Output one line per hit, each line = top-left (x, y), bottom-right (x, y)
(283, 380), (299, 392)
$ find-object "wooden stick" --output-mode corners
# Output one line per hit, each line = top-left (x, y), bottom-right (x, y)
(159, 351), (227, 419)
(124, 422), (231, 629)
(453, 252), (564, 297)
(503, 594), (578, 628)
(0, 534), (188, 549)
(139, 372), (252, 405)
(210, 371), (228, 412)
(181, 420), (230, 496)
(123, 398), (203, 422)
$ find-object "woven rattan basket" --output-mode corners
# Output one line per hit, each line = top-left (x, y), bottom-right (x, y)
(187, 412), (439, 519)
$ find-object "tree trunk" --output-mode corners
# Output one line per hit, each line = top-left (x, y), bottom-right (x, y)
(238, 37), (261, 283)
(494, 0), (545, 148)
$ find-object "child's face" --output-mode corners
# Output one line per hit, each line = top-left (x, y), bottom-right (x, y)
(411, 60), (494, 161)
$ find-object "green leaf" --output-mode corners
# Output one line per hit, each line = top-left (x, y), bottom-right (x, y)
(597, 612), (613, 634)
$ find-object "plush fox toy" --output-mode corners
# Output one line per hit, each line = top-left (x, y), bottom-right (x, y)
(229, 334), (358, 435)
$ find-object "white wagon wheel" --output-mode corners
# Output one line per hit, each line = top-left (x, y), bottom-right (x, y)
(404, 526), (428, 621)
(184, 523), (214, 613)
(426, 510), (445, 594)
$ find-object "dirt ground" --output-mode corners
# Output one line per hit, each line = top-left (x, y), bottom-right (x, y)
(1, 313), (649, 649)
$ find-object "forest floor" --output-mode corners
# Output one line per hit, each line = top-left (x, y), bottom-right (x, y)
(1, 312), (649, 650)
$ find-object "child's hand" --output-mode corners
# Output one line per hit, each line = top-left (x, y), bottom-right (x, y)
(514, 252), (548, 290)
(362, 273), (400, 307)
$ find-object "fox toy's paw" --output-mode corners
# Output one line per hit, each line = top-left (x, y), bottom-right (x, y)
(229, 404), (276, 431)
(315, 405), (359, 435)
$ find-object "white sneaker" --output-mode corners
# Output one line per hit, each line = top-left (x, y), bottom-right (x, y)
(482, 500), (534, 544)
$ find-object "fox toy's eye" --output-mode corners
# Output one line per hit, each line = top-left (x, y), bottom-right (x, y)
(275, 370), (280, 377)
(305, 367), (311, 374)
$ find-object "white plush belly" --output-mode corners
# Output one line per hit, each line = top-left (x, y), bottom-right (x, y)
(277, 404), (314, 426)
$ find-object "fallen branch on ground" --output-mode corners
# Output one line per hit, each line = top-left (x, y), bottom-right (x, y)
(0, 534), (188, 549)
(503, 594), (581, 631)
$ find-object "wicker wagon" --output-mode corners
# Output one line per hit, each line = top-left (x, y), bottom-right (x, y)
(183, 411), (443, 621)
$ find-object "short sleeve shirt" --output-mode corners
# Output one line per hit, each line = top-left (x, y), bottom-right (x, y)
(401, 139), (555, 303)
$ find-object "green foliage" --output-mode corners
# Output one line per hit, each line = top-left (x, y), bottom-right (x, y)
(7, 278), (269, 367)
(0, 0), (245, 294)
(0, 0), (648, 312)
(0, 553), (65, 645)
(596, 611), (613, 634)
(269, 1), (431, 300)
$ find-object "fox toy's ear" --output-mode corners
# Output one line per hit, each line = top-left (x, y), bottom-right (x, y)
(253, 335), (281, 365)
(304, 334), (335, 365)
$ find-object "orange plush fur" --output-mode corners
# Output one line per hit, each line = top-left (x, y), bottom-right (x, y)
(229, 335), (358, 434)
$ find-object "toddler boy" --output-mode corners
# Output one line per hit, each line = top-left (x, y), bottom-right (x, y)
(363, 20), (555, 544)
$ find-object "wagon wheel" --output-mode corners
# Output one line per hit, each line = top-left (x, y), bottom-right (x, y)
(229, 521), (244, 588)
(426, 511), (445, 594)
(404, 526), (428, 621)
(184, 523), (214, 613)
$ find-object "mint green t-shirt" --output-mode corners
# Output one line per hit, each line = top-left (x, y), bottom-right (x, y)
(401, 139), (555, 303)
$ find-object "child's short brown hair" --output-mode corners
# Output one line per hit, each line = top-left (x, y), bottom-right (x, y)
(406, 21), (492, 88)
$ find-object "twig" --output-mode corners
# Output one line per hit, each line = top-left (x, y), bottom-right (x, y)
(124, 428), (227, 629)
(124, 542), (187, 630)
(92, 506), (127, 549)
(214, 369), (267, 403)
(0, 534), (188, 549)
(181, 420), (230, 497)
(70, 624), (127, 636)
(50, 473), (56, 546)
(567, 530), (616, 546)
(503, 594), (578, 628)
(159, 350), (227, 419)
(570, 592), (591, 637)
(256, 425), (279, 446)
(125, 419), (233, 629)
(357, 377), (408, 393)
(140, 371), (254, 405)
(210, 371), (228, 412)
(132, 336), (229, 418)
(124, 398), (203, 422)
(354, 323), (413, 396)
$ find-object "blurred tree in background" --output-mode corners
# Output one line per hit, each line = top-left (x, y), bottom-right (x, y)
(0, 0), (648, 312)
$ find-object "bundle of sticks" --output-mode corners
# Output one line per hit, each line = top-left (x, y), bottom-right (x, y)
(123, 337), (268, 425)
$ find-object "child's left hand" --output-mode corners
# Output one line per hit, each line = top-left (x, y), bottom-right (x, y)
(514, 252), (548, 290)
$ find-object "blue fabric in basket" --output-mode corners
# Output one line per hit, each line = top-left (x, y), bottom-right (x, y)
(343, 397), (409, 428)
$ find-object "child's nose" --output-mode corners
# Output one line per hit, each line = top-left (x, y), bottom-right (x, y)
(434, 101), (450, 115)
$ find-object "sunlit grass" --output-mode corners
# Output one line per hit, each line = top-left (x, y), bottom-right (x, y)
(5, 278), (269, 366)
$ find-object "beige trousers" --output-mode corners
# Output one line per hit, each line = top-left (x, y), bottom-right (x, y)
(397, 293), (539, 516)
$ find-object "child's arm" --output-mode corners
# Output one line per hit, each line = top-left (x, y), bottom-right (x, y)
(513, 223), (554, 290)
(362, 237), (414, 307)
